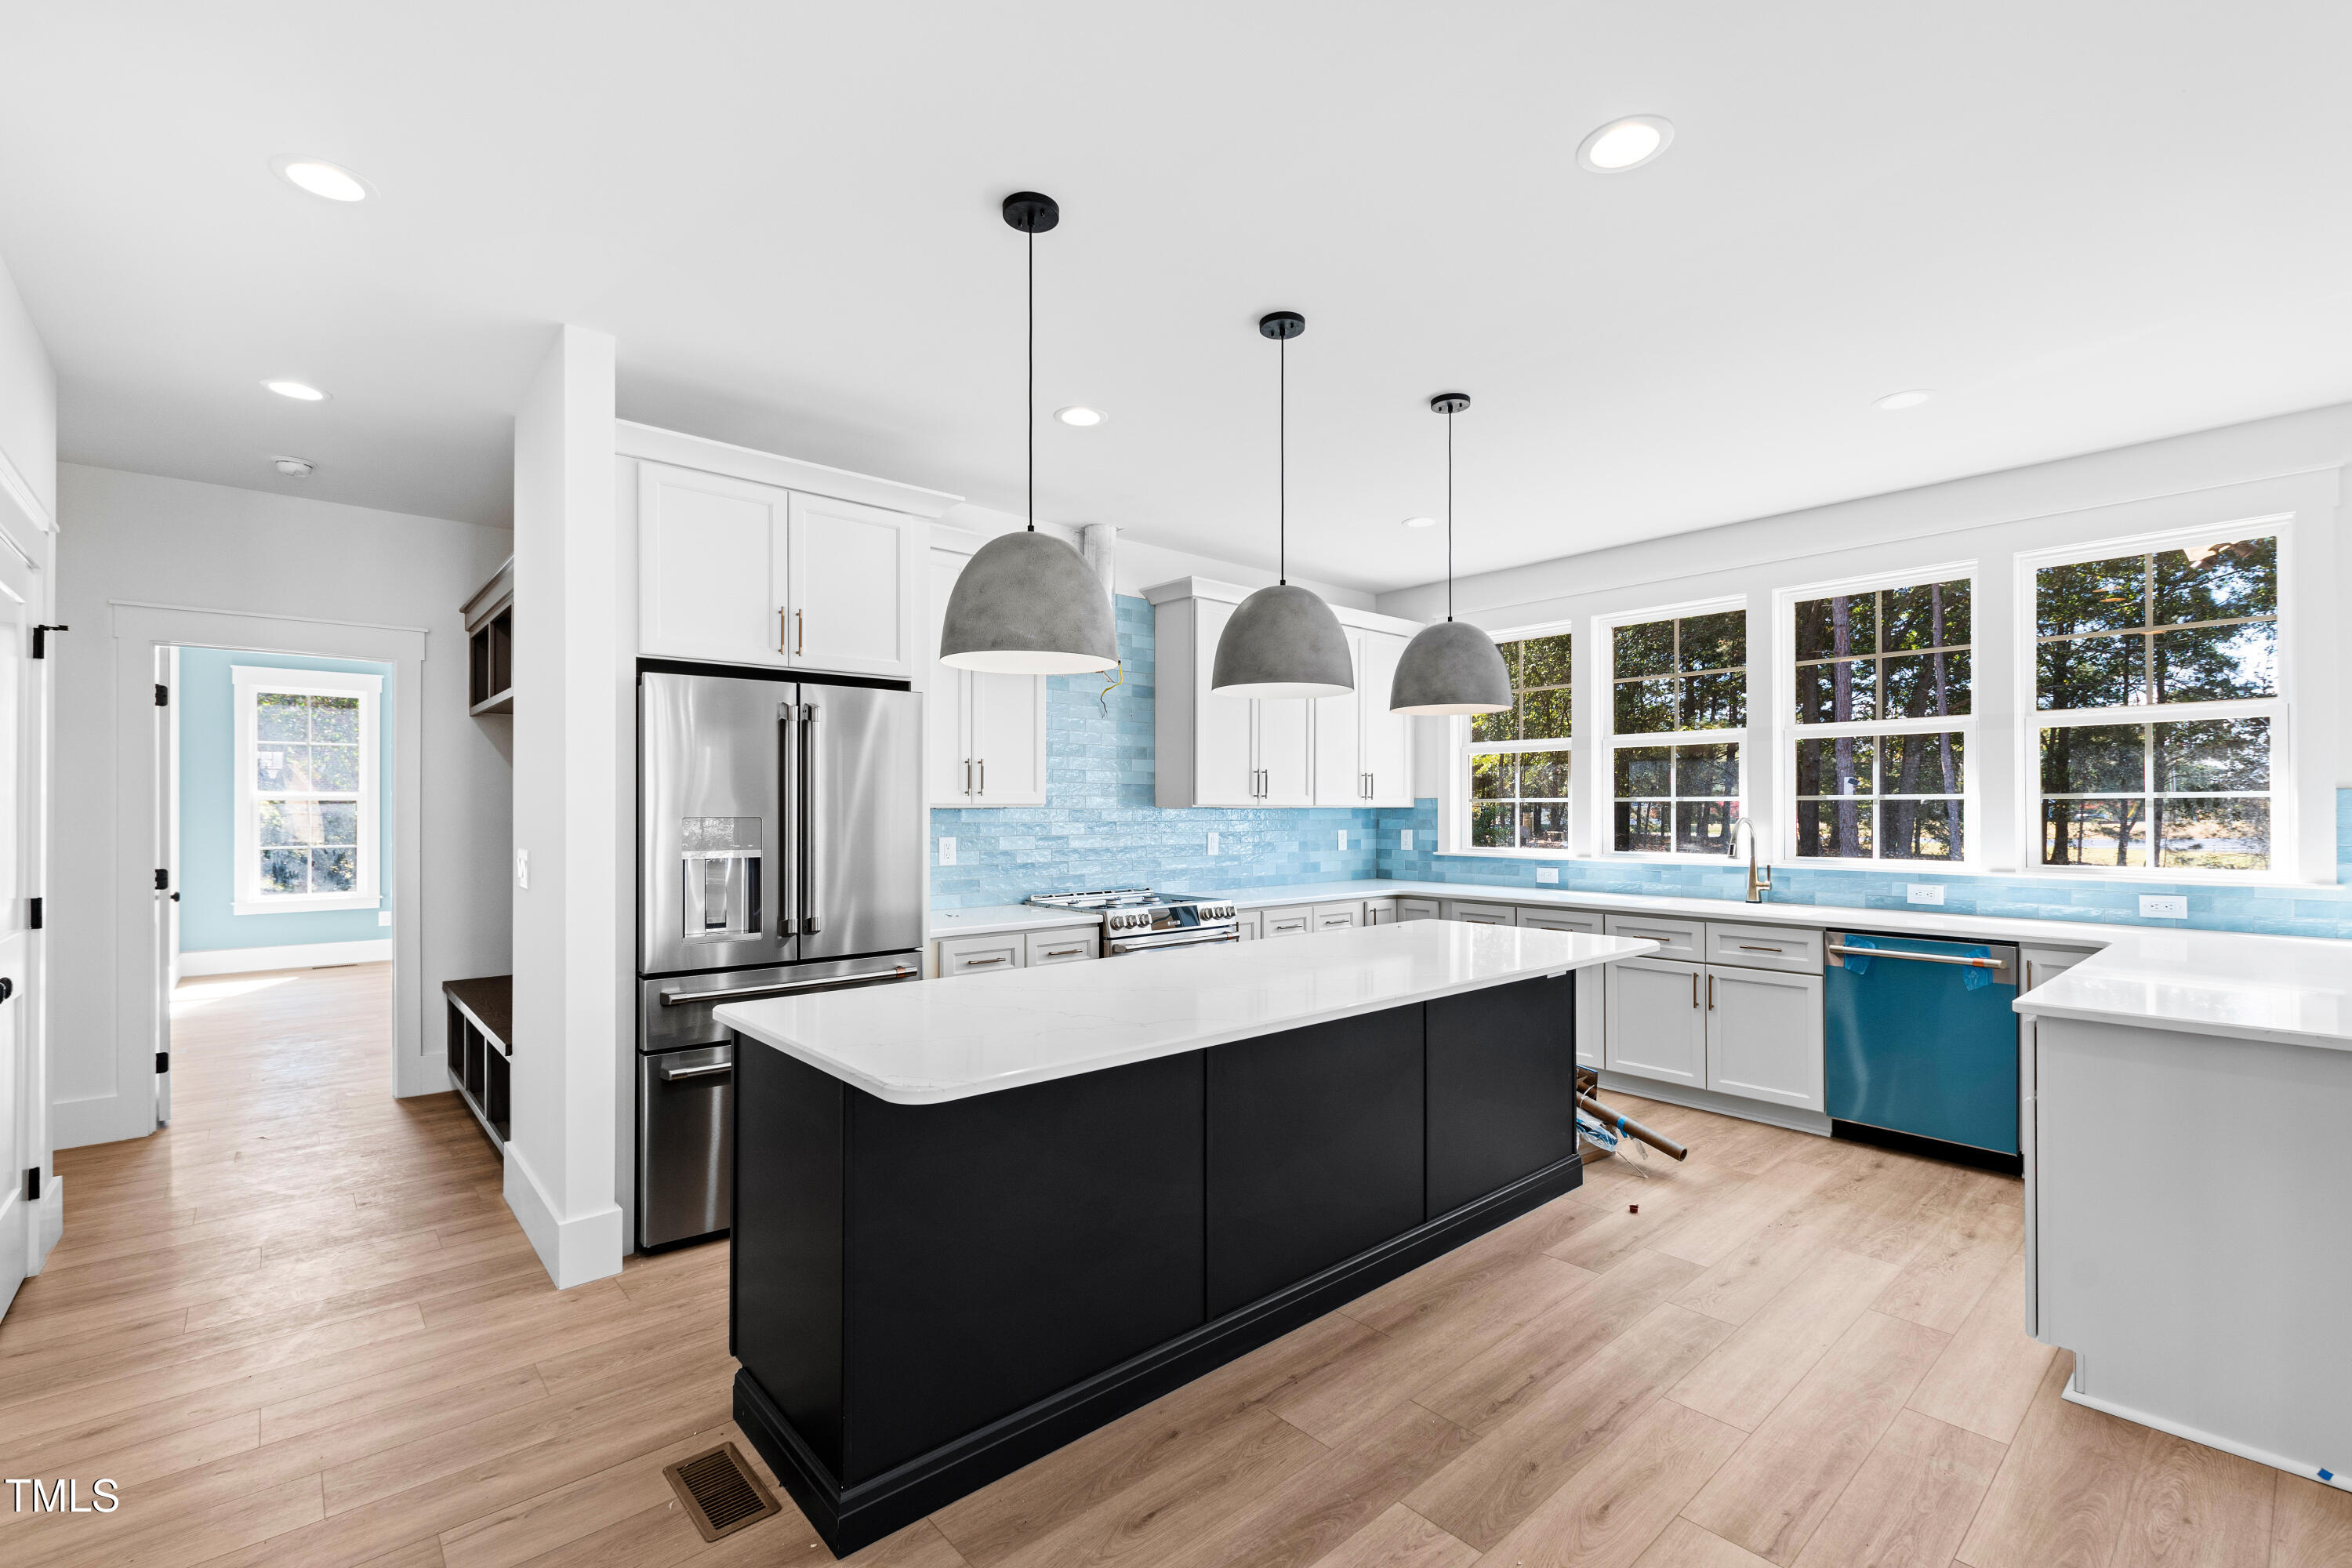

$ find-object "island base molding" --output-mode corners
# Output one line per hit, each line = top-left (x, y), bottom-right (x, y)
(733, 1150), (1583, 1555)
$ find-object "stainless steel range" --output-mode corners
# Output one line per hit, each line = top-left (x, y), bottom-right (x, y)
(1027, 887), (1241, 955)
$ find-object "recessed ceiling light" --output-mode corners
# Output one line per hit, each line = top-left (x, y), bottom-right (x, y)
(264, 380), (328, 401)
(1577, 115), (1674, 173)
(1054, 405), (1105, 426)
(1402, 516), (1439, 529)
(271, 456), (314, 478)
(270, 155), (371, 202)
(1875, 389), (1935, 412)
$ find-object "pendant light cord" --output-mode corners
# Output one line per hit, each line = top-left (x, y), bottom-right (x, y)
(1445, 403), (1455, 622)
(1025, 228), (1036, 532)
(1277, 332), (1287, 585)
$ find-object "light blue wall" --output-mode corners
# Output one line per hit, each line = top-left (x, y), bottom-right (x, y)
(178, 647), (394, 953)
(928, 595), (1383, 908)
(1377, 789), (2352, 939)
(929, 594), (2352, 939)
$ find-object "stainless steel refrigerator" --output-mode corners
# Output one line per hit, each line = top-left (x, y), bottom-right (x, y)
(637, 667), (924, 1249)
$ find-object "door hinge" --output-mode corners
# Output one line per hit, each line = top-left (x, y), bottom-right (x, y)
(154, 868), (170, 891)
(156, 1051), (170, 1074)
(155, 683), (169, 706)
(31, 623), (67, 659)
(23, 1167), (37, 1202)
(28, 895), (40, 929)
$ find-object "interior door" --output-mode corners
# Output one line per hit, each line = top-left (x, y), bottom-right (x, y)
(1604, 957), (1707, 1087)
(1706, 967), (1824, 1110)
(0, 602), (26, 1318)
(1312, 632), (1362, 804)
(1358, 631), (1412, 804)
(638, 462), (791, 667)
(924, 549), (971, 806)
(154, 646), (179, 1124)
(789, 495), (913, 677)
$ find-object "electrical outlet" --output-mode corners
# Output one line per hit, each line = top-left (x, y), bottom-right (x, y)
(2139, 894), (2187, 919)
(514, 848), (528, 890)
(1337, 829), (1348, 851)
(1207, 830), (1219, 855)
(938, 837), (957, 866)
(1399, 829), (1413, 851)
(1536, 867), (1559, 884)
(1906, 884), (1944, 906)
(377, 910), (392, 927)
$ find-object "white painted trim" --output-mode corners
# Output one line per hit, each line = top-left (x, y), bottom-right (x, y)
(503, 1142), (625, 1290)
(614, 419), (964, 520)
(2059, 1377), (2350, 1493)
(27, 1176), (62, 1276)
(0, 443), (53, 534)
(1140, 575), (1425, 638)
(1593, 1069), (1834, 1136)
(230, 665), (383, 916)
(177, 938), (394, 976)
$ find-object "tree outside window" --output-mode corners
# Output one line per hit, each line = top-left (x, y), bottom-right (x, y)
(1610, 609), (1744, 853)
(1465, 633), (1572, 850)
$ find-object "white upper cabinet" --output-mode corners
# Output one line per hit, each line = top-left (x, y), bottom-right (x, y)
(926, 540), (1048, 808)
(623, 423), (957, 678)
(1149, 579), (1419, 809)
(639, 463), (791, 666)
(787, 494), (918, 678)
(1314, 629), (1415, 806)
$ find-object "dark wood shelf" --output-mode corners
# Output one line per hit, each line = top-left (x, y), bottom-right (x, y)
(444, 975), (513, 1155)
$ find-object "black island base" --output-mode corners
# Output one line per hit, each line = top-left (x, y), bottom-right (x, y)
(729, 971), (1583, 1555)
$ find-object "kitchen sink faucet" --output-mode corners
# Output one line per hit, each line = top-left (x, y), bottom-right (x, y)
(1728, 815), (1773, 903)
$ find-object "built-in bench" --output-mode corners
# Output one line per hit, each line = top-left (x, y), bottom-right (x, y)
(443, 975), (512, 1153)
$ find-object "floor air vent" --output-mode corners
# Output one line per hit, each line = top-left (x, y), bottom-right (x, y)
(662, 1441), (781, 1543)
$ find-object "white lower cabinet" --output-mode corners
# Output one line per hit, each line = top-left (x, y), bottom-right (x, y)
(1261, 905), (1313, 938)
(1394, 898), (1441, 922)
(1312, 901), (1363, 932)
(936, 932), (1023, 976)
(1366, 899), (1396, 926)
(1025, 929), (1099, 967)
(1604, 958), (1708, 1087)
(1441, 899), (1515, 926)
(1704, 967), (1824, 1110)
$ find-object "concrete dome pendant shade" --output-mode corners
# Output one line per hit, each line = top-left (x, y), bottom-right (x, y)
(939, 191), (1118, 676)
(1212, 310), (1355, 701)
(1391, 392), (1512, 714)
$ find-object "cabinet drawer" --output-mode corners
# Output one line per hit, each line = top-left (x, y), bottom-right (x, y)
(1394, 898), (1441, 922)
(1704, 922), (1823, 974)
(1442, 899), (1516, 926)
(1312, 901), (1363, 932)
(1602, 913), (1704, 960)
(1025, 928), (1100, 967)
(1261, 905), (1314, 938)
(1516, 907), (1600, 933)
(938, 933), (1024, 976)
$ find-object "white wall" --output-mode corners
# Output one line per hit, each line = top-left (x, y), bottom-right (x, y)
(0, 254), (56, 528)
(1379, 402), (2352, 875)
(507, 326), (623, 1290)
(49, 465), (513, 1146)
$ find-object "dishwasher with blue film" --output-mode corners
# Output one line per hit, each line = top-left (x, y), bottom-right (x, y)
(1823, 931), (2020, 1164)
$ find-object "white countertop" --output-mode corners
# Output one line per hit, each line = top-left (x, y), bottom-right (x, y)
(719, 921), (1656, 1105)
(927, 877), (2350, 1051)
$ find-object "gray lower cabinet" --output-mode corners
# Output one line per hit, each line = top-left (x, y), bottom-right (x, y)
(937, 931), (1024, 977)
(1025, 929), (1100, 967)
(1394, 898), (1440, 922)
(1602, 916), (1824, 1112)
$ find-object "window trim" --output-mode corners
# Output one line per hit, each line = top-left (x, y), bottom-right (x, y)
(1439, 619), (1578, 859)
(230, 666), (384, 916)
(2013, 517), (2294, 882)
(1595, 595), (1750, 861)
(1773, 560), (1982, 869)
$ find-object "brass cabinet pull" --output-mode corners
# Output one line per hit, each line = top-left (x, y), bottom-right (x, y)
(1691, 971), (1699, 1007)
(1042, 946), (1083, 958)
(977, 758), (985, 795)
(963, 955), (1008, 967)
(1708, 974), (1716, 1010)
(1736, 943), (1784, 953)
(796, 608), (805, 655)
(779, 607), (789, 653)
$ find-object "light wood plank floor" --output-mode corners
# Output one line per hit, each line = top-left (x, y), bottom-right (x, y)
(5, 961), (2344, 1566)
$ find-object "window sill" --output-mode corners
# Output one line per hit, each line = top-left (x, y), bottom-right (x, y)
(234, 895), (381, 916)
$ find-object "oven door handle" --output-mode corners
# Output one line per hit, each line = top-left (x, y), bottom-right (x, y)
(1107, 931), (1243, 955)
(659, 965), (916, 1007)
(658, 1060), (733, 1082)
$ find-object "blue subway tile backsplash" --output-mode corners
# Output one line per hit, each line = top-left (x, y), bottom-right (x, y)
(935, 594), (2352, 938)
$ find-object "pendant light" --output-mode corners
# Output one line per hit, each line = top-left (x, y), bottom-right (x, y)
(1389, 393), (1512, 713)
(939, 191), (1119, 675)
(1210, 311), (1355, 699)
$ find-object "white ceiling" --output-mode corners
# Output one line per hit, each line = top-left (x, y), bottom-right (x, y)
(5, 4), (2352, 592)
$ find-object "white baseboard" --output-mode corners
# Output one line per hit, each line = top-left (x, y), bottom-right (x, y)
(503, 1143), (625, 1290)
(2060, 1375), (2350, 1492)
(1595, 1072), (1834, 1137)
(178, 938), (394, 976)
(27, 1175), (63, 1275)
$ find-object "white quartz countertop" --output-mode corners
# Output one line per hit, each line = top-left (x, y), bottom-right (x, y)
(719, 920), (1656, 1105)
(2009, 927), (2350, 1051)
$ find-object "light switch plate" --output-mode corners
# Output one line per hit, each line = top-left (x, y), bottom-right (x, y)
(1337, 829), (1348, 851)
(1207, 831), (1219, 855)
(1536, 867), (1559, 884)
(1906, 884), (1944, 906)
(1399, 829), (1413, 851)
(2139, 894), (2187, 919)
(514, 848), (528, 890)
(938, 837), (957, 866)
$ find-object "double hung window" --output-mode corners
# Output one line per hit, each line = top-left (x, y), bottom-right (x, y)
(1463, 633), (1573, 850)
(1788, 575), (1973, 862)
(2032, 535), (2278, 871)
(231, 666), (383, 914)
(1608, 608), (1745, 853)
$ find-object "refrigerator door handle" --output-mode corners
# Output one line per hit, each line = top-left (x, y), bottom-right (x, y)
(779, 699), (804, 942)
(801, 701), (823, 935)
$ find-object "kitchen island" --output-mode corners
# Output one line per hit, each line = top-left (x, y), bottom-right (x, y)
(714, 920), (1654, 1552)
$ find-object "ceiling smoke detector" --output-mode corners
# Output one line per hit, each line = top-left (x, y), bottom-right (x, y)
(272, 456), (314, 478)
